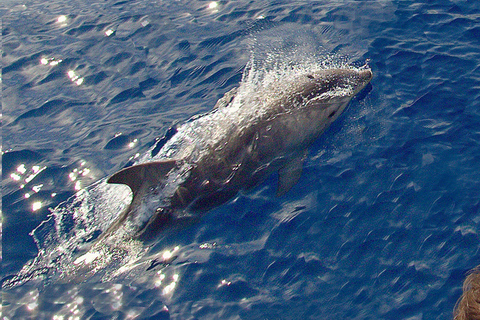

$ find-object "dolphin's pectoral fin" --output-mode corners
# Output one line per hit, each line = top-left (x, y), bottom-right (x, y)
(276, 152), (307, 197)
(107, 160), (178, 196)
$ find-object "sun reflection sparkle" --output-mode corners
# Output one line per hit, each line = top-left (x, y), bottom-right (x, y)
(162, 246), (179, 261)
(199, 242), (217, 249)
(26, 290), (39, 311)
(17, 164), (27, 174)
(129, 153), (141, 161)
(27, 302), (38, 311)
(67, 70), (84, 85)
(57, 15), (67, 23)
(66, 165), (92, 190)
(162, 274), (179, 295)
(41, 57), (63, 66)
(128, 139), (138, 148)
(25, 171), (40, 183)
(154, 268), (180, 296)
(11, 164), (47, 187)
(155, 273), (166, 287)
(218, 279), (232, 288)
(207, 1), (220, 13)
(32, 201), (42, 211)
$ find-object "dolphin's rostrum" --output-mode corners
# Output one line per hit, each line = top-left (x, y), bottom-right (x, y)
(103, 66), (373, 242)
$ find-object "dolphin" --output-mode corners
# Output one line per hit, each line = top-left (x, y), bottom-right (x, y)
(101, 66), (373, 242)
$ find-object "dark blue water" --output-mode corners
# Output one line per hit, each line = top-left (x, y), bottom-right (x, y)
(3, 1), (480, 319)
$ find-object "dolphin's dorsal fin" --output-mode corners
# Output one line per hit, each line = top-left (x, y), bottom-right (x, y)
(276, 152), (307, 197)
(213, 87), (237, 109)
(107, 160), (178, 196)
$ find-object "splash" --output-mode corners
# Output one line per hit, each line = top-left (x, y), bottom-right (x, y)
(2, 181), (134, 288)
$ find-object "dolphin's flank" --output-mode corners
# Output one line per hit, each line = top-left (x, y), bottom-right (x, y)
(103, 66), (373, 242)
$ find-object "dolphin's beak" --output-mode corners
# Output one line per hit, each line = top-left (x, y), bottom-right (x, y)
(359, 69), (373, 83)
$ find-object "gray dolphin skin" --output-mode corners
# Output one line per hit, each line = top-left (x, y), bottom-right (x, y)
(103, 66), (373, 242)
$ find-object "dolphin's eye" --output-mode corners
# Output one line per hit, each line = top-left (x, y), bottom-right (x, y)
(306, 74), (314, 79)
(328, 110), (336, 118)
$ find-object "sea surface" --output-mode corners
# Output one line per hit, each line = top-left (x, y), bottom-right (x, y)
(2, 1), (480, 319)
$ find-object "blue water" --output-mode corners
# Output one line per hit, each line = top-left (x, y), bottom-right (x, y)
(3, 1), (480, 319)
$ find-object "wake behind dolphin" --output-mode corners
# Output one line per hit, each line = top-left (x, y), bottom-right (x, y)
(3, 58), (372, 290)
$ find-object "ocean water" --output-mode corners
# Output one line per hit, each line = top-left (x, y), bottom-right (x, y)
(2, 1), (480, 319)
